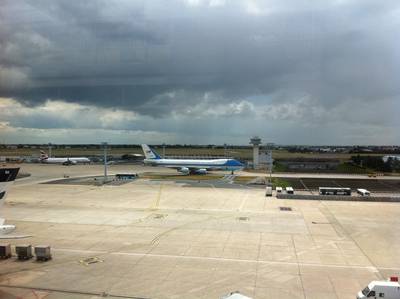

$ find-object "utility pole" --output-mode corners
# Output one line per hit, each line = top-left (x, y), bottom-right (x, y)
(102, 142), (108, 183)
(266, 143), (275, 184)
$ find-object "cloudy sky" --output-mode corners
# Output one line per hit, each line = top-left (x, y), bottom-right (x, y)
(0, 0), (399, 145)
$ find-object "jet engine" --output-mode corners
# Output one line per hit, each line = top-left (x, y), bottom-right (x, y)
(178, 167), (190, 174)
(63, 160), (77, 166)
(195, 169), (207, 175)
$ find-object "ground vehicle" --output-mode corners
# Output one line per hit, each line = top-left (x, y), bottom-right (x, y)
(276, 187), (283, 193)
(286, 187), (294, 194)
(319, 187), (351, 196)
(265, 186), (272, 197)
(357, 277), (400, 298)
(357, 188), (371, 196)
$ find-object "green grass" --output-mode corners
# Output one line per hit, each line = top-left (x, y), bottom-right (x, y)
(233, 176), (290, 188)
(336, 162), (368, 174)
(233, 176), (259, 183)
(271, 177), (291, 188)
(273, 162), (288, 172)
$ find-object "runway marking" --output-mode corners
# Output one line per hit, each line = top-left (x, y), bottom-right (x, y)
(149, 184), (163, 211)
(0, 285), (149, 299)
(238, 189), (249, 211)
(53, 248), (399, 272)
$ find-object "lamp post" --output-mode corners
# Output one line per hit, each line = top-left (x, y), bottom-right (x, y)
(48, 143), (52, 158)
(266, 143), (275, 184)
(162, 143), (166, 158)
(102, 142), (108, 183)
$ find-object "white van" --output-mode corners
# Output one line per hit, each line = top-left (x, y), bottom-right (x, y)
(357, 277), (400, 299)
(285, 187), (294, 194)
(265, 186), (272, 197)
(357, 188), (371, 196)
(276, 187), (283, 193)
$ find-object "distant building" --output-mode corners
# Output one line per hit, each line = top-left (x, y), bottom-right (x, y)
(383, 155), (400, 163)
(277, 158), (340, 171)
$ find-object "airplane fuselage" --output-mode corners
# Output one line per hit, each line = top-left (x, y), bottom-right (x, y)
(41, 157), (90, 164)
(141, 144), (244, 174)
(144, 158), (244, 171)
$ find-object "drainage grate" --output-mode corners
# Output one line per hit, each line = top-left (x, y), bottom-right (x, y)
(279, 207), (292, 211)
(237, 216), (249, 221)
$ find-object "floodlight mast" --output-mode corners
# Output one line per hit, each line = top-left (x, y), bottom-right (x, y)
(162, 143), (166, 158)
(266, 143), (275, 184)
(48, 143), (52, 158)
(102, 142), (108, 183)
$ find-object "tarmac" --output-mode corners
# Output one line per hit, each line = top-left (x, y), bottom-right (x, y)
(1, 164), (400, 299)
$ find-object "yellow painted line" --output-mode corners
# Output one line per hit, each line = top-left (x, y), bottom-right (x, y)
(150, 184), (163, 210)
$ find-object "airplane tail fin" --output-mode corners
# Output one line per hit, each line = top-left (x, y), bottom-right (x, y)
(141, 144), (162, 160)
(40, 150), (48, 161)
(0, 168), (19, 207)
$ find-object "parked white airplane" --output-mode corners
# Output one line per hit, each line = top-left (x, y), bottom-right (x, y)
(40, 151), (90, 165)
(141, 144), (244, 174)
(0, 167), (31, 239)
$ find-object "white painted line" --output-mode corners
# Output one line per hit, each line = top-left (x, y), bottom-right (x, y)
(53, 248), (400, 271)
(238, 190), (249, 211)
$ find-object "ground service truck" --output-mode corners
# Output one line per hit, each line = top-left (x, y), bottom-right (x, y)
(357, 277), (400, 299)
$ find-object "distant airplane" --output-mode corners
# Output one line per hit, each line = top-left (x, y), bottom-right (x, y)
(141, 144), (244, 175)
(0, 167), (31, 239)
(40, 150), (91, 165)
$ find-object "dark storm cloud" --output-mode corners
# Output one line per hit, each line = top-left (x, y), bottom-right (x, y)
(0, 0), (399, 144)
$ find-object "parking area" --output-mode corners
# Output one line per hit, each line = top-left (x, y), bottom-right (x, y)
(282, 178), (400, 193)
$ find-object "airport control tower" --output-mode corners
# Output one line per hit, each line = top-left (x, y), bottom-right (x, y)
(250, 136), (262, 169)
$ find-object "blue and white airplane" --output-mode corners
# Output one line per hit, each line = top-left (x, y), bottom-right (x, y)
(141, 144), (244, 175)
